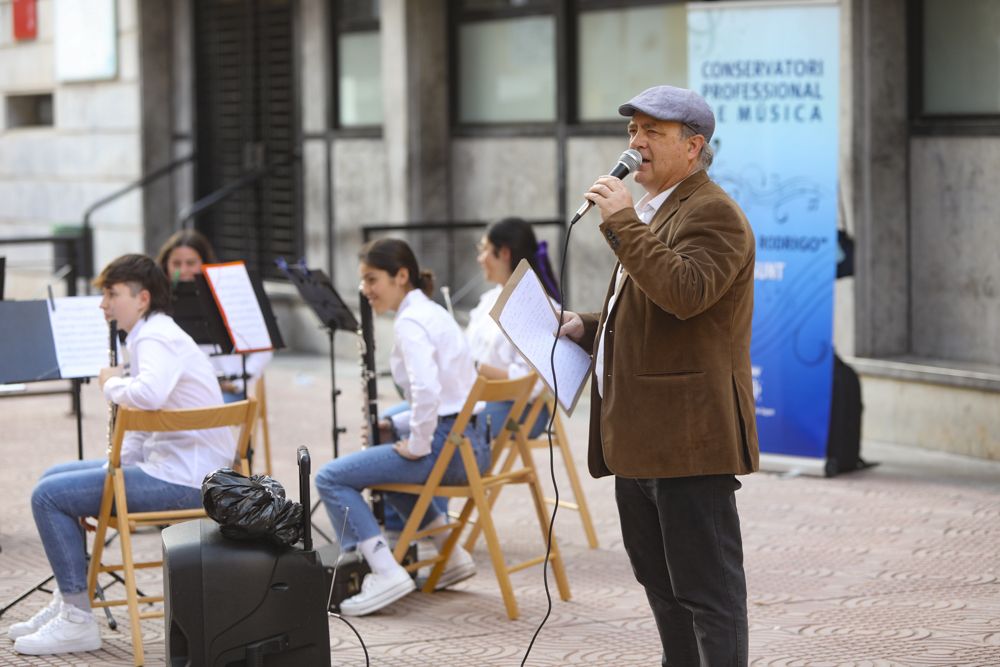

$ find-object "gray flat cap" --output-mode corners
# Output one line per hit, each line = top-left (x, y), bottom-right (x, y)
(619, 85), (715, 142)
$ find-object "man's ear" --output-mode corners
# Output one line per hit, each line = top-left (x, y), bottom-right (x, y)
(138, 288), (152, 312)
(688, 134), (705, 160)
(499, 246), (512, 265)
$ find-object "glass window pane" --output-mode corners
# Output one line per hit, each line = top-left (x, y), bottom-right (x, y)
(923, 0), (1000, 114)
(338, 31), (383, 127)
(338, 0), (380, 27)
(577, 5), (688, 122)
(458, 16), (556, 123)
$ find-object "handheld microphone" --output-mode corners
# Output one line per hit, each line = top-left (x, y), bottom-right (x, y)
(570, 148), (642, 224)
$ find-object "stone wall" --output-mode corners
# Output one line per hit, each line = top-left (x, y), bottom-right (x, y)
(0, 0), (143, 297)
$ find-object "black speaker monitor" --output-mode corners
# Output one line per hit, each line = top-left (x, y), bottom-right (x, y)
(162, 519), (332, 666)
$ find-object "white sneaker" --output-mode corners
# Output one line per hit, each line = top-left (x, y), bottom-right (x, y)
(339, 566), (416, 616)
(6, 589), (62, 640)
(13, 604), (101, 655)
(423, 546), (477, 591)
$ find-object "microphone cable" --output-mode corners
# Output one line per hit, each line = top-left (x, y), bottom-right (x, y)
(329, 612), (370, 667)
(520, 214), (583, 666)
(327, 508), (371, 666)
(521, 149), (638, 664)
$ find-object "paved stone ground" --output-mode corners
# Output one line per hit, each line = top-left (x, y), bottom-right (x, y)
(1, 353), (998, 666)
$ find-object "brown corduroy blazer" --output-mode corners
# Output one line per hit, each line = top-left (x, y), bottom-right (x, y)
(579, 169), (760, 479)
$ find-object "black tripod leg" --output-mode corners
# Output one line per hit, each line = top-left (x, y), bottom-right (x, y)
(0, 570), (118, 633)
(0, 576), (55, 618)
(91, 581), (118, 630)
(97, 530), (150, 599)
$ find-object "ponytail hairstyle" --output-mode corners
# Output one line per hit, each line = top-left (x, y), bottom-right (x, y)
(359, 237), (435, 298)
(486, 217), (561, 302)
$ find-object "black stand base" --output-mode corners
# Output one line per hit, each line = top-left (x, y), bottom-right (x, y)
(0, 576), (55, 620)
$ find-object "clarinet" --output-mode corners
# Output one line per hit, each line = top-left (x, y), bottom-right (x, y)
(358, 291), (385, 523)
(106, 319), (118, 454)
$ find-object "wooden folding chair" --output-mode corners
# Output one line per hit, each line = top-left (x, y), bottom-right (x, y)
(371, 375), (571, 620)
(468, 392), (599, 549)
(86, 399), (257, 666)
(250, 374), (273, 476)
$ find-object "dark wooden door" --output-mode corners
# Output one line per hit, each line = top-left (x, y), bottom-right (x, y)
(195, 0), (299, 278)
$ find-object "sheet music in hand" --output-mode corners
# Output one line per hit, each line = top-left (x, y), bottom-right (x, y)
(489, 259), (593, 415)
(202, 261), (274, 353)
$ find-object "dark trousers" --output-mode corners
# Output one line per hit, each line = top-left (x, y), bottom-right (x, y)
(615, 475), (748, 667)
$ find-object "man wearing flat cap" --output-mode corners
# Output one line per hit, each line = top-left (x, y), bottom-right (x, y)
(560, 85), (759, 665)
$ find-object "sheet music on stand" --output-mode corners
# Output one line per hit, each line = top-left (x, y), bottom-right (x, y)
(490, 259), (593, 415)
(48, 296), (108, 379)
(202, 261), (277, 353)
(0, 296), (107, 384)
(0, 295), (108, 464)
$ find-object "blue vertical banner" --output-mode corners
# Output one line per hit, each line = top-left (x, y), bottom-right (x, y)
(688, 3), (840, 460)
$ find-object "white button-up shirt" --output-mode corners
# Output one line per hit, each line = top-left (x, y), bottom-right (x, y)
(466, 284), (546, 399)
(389, 289), (478, 457)
(596, 185), (677, 397)
(103, 312), (235, 488)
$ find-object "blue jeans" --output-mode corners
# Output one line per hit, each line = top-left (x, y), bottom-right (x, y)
(382, 400), (548, 531)
(31, 459), (202, 596)
(379, 401), (449, 532)
(315, 416), (488, 550)
(222, 390), (245, 404)
(478, 399), (550, 441)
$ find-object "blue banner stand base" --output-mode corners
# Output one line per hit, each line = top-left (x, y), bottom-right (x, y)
(759, 453), (831, 478)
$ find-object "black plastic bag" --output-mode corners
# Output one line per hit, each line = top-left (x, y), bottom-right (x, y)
(201, 468), (303, 547)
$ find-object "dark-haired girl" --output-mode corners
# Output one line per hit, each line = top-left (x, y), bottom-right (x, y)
(468, 217), (559, 438)
(314, 238), (487, 616)
(154, 229), (271, 401)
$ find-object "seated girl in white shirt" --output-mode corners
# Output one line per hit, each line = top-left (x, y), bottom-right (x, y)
(10, 254), (234, 657)
(468, 217), (561, 439)
(314, 238), (487, 616)
(381, 218), (561, 534)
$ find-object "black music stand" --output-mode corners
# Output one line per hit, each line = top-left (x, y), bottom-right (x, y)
(0, 299), (119, 624)
(171, 275), (234, 353)
(278, 262), (357, 459)
(279, 262), (359, 544)
(0, 256), (6, 300)
(172, 273), (285, 397)
(0, 300), (86, 458)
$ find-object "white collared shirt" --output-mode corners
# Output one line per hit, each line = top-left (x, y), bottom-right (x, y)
(466, 284), (547, 399)
(388, 289), (478, 457)
(595, 185), (677, 397)
(103, 312), (236, 489)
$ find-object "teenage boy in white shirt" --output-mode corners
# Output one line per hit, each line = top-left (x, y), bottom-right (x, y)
(8, 254), (234, 657)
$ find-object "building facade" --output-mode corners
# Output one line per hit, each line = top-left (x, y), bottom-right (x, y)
(1, 0), (997, 460)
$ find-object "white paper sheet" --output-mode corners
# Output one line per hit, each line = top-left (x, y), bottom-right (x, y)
(202, 262), (273, 353)
(490, 260), (592, 415)
(47, 296), (109, 379)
